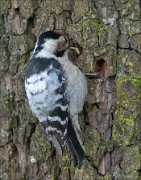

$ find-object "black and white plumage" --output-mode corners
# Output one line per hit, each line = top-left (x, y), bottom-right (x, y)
(25, 31), (87, 167)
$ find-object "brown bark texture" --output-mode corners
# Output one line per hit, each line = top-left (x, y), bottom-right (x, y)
(0, 0), (141, 179)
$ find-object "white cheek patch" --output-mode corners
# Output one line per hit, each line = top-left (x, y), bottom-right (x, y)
(35, 39), (58, 58)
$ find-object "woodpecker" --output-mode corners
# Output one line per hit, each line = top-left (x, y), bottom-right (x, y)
(25, 31), (87, 167)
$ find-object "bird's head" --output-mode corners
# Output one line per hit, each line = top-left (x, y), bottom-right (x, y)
(35, 31), (68, 54)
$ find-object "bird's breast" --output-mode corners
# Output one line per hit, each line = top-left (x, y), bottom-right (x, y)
(58, 58), (87, 116)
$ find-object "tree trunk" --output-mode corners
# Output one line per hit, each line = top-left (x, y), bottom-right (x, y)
(0, 0), (141, 179)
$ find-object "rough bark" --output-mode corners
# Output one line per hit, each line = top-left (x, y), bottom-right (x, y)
(0, 0), (141, 179)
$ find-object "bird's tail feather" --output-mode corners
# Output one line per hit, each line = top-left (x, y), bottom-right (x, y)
(66, 119), (85, 168)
